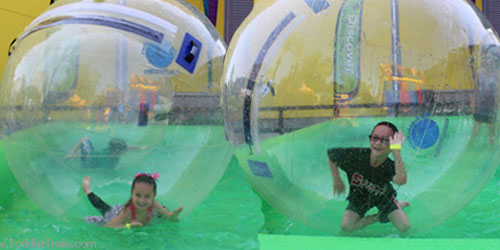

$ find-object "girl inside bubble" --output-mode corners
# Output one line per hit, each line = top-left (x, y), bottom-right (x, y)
(82, 173), (183, 228)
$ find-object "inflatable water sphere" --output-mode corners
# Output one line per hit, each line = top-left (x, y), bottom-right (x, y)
(0, 0), (231, 221)
(223, 0), (500, 235)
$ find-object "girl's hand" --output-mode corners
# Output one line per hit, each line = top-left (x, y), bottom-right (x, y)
(129, 220), (143, 227)
(167, 206), (184, 222)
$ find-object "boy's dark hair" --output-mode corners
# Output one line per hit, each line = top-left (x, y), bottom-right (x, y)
(108, 138), (127, 154)
(372, 121), (399, 135)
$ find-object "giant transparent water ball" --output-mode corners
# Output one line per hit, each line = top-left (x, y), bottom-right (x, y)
(0, 0), (231, 220)
(223, 0), (500, 235)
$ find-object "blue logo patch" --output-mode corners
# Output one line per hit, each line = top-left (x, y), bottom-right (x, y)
(304, 0), (330, 14)
(248, 160), (273, 178)
(143, 41), (175, 68)
(408, 117), (440, 149)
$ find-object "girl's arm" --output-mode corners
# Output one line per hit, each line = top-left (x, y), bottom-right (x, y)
(104, 207), (142, 228)
(153, 200), (183, 222)
(391, 131), (407, 185)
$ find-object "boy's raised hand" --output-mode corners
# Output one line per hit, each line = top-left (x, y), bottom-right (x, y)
(390, 131), (405, 146)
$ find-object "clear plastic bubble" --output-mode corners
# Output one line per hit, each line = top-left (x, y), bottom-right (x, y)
(223, 0), (500, 235)
(0, 0), (231, 220)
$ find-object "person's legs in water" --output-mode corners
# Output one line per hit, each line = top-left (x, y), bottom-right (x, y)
(340, 201), (378, 231)
(340, 210), (379, 231)
(385, 200), (410, 233)
(80, 138), (94, 168)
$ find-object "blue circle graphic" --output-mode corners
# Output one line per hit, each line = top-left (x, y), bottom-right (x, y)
(144, 42), (175, 68)
(410, 118), (440, 149)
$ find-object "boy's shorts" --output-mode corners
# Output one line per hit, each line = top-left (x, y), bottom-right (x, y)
(346, 196), (400, 223)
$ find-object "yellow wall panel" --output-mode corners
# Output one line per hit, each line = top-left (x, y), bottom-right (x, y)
(215, 0), (224, 39)
(185, 0), (205, 12)
(0, 1), (50, 75)
(475, 0), (483, 10)
(2, 0), (50, 17)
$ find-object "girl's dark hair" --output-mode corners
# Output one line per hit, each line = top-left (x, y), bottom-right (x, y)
(125, 174), (157, 207)
(372, 121), (398, 135)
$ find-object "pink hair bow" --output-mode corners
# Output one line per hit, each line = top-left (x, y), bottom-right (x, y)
(151, 172), (160, 180)
(134, 172), (160, 180)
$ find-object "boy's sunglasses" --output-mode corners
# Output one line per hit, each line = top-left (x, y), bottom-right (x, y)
(369, 135), (390, 144)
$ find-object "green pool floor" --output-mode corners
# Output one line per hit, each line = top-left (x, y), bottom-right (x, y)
(2, 139), (500, 249)
(258, 234), (500, 250)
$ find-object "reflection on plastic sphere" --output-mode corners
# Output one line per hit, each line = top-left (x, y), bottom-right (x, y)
(0, 0), (231, 220)
(223, 0), (500, 235)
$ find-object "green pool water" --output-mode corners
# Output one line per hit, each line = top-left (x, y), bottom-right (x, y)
(0, 155), (263, 249)
(1, 121), (500, 249)
(1, 155), (499, 249)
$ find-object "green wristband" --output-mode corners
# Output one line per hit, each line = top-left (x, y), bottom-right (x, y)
(390, 144), (402, 150)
